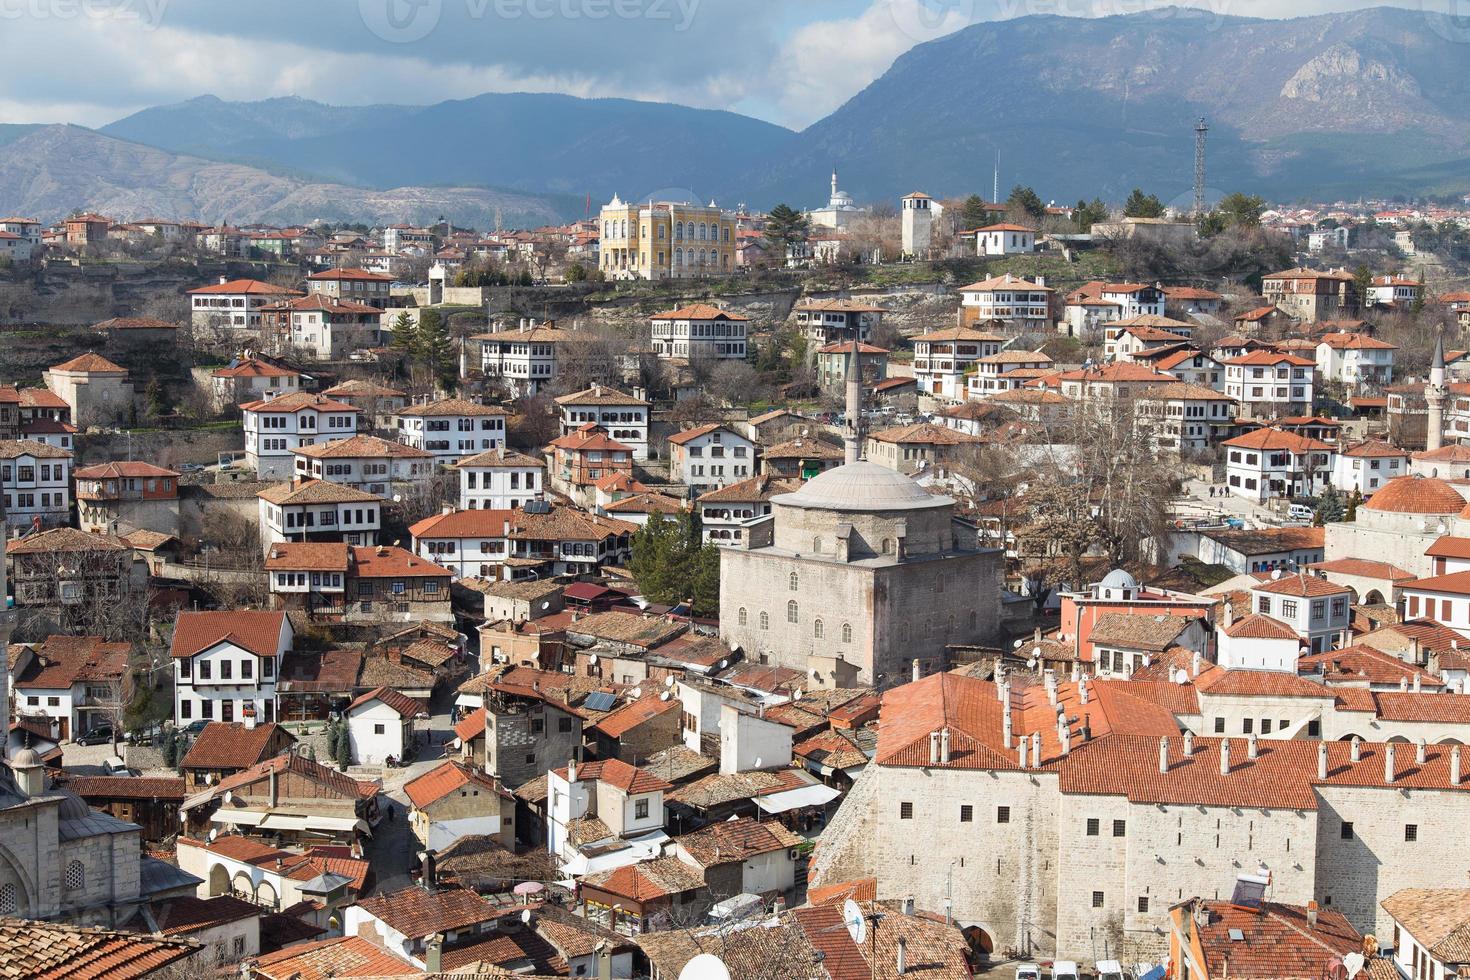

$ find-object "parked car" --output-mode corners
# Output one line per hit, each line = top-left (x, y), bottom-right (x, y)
(1288, 502), (1315, 521)
(1098, 960), (1128, 980)
(1016, 964), (1041, 980)
(182, 719), (210, 735)
(104, 756), (132, 776)
(74, 725), (114, 746)
(1053, 961), (1080, 980)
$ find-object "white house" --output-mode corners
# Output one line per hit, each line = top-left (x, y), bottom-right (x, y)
(666, 424), (755, 492)
(187, 278), (303, 334)
(257, 479), (384, 547)
(1151, 349), (1225, 391)
(554, 385), (650, 461)
(965, 350), (1054, 398)
(211, 357), (301, 412)
(649, 304), (748, 362)
(957, 274), (1053, 332)
(1215, 612), (1302, 673)
(1224, 427), (1336, 502)
(291, 433), (436, 497)
(1249, 573), (1352, 654)
(345, 686), (422, 765)
(0, 439), (72, 529)
(241, 392), (361, 480)
(1134, 383), (1237, 453)
(912, 326), (1006, 402)
(1315, 332), (1397, 388)
(543, 757), (671, 865)
(1065, 283), (1167, 333)
(0, 230), (35, 262)
(453, 447), (546, 511)
(171, 609), (293, 726)
(473, 319), (590, 397)
(409, 505), (636, 580)
(1222, 351), (1316, 419)
(0, 216), (41, 246)
(1367, 275), (1423, 309)
(260, 294), (383, 361)
(394, 398), (508, 465)
(1401, 570), (1470, 640)
(1331, 440), (1409, 496)
(11, 635), (132, 742)
(695, 475), (801, 548)
(305, 267), (393, 308)
(972, 223), (1036, 256)
(1382, 888), (1470, 980)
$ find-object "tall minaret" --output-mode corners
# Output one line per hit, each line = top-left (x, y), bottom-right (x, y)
(843, 336), (864, 464)
(831, 168), (839, 203)
(1428, 330), (1447, 453)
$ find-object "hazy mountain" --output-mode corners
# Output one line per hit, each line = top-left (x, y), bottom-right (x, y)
(754, 6), (1470, 205)
(103, 93), (799, 204)
(0, 125), (565, 227)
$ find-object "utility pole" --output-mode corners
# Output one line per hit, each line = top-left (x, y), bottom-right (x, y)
(1194, 117), (1209, 217)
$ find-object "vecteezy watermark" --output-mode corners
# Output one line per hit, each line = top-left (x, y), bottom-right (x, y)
(0, 0), (169, 28)
(1417, 0), (1470, 43)
(888, 0), (1232, 41)
(359, 0), (701, 43)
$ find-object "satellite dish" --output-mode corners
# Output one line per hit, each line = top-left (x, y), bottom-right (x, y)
(392, 494), (402, 503)
(1013, 639), (1023, 649)
(540, 600), (551, 611)
(664, 676), (676, 688)
(718, 659), (729, 669)
(521, 908), (532, 926)
(660, 691), (671, 702)
(207, 828), (217, 842)
(1343, 953), (1365, 979)
(679, 955), (732, 980)
(629, 687), (643, 698)
(1027, 659), (1037, 669)
(1271, 568), (1284, 580)
(1032, 646), (1042, 658)
(588, 654), (598, 665)
(842, 899), (867, 946)
(794, 687), (804, 699)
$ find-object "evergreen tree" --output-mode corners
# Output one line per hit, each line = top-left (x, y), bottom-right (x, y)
(629, 511), (720, 615)
(1123, 188), (1166, 219)
(1353, 266), (1374, 315)
(1314, 485), (1345, 526)
(763, 204), (810, 254)
(144, 377), (171, 418)
(1346, 487), (1363, 522)
(161, 730), (177, 767)
(1072, 198), (1109, 232)
(390, 310), (416, 355)
(1006, 185), (1046, 222)
(335, 723), (352, 769)
(959, 194), (989, 230)
(414, 308), (458, 392)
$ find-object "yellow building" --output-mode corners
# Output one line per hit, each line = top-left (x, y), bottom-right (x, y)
(599, 196), (736, 280)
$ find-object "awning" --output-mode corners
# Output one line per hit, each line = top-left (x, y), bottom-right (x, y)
(753, 784), (841, 814)
(209, 809), (366, 834)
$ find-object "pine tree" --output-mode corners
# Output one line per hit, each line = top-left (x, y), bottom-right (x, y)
(1314, 485), (1345, 526)
(335, 723), (352, 769)
(414, 308), (457, 393)
(144, 377), (171, 418)
(960, 194), (989, 230)
(763, 204), (810, 253)
(1006, 185), (1046, 222)
(1123, 188), (1166, 219)
(390, 310), (416, 354)
(1346, 487), (1363, 522)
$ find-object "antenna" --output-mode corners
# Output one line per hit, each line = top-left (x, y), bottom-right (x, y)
(843, 898), (867, 946)
(1194, 117), (1209, 217)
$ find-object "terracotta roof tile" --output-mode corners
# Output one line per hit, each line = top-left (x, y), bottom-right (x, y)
(171, 610), (287, 659)
(251, 935), (418, 980)
(355, 885), (500, 939)
(347, 685), (423, 718)
(180, 722), (293, 771)
(50, 351), (127, 374)
(1381, 889), (1470, 962)
(589, 694), (680, 738)
(0, 918), (200, 979)
(404, 759), (509, 809)
(550, 757), (673, 795)
(1253, 574), (1349, 597)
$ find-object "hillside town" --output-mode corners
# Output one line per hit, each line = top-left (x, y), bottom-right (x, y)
(10, 166), (1470, 980)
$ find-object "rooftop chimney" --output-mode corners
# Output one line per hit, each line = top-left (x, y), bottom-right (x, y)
(1079, 677), (1090, 705)
(1044, 669), (1058, 706)
(1220, 738), (1231, 775)
(1247, 732), (1259, 760)
(1318, 741), (1328, 779)
(1307, 901), (1319, 929)
(1351, 736), (1362, 762)
(1454, 745), (1462, 785)
(1183, 731), (1195, 755)
(1030, 731), (1041, 767)
(940, 728), (952, 764)
(1002, 702), (1014, 749)
(912, 659), (922, 683)
(1192, 651), (1202, 678)
(1386, 743), (1397, 783)
(1059, 716), (1072, 756)
(426, 934), (444, 974)
(1159, 736), (1170, 773)
(1417, 738), (1427, 765)
(897, 937), (908, 976)
(568, 757), (577, 783)
(929, 731), (940, 766)
(1400, 677), (1409, 692)
(1414, 673), (1422, 693)
(1017, 735), (1028, 769)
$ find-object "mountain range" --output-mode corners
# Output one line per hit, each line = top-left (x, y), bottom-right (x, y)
(5, 6), (1470, 225)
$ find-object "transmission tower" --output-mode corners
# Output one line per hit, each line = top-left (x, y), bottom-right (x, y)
(1194, 117), (1209, 216)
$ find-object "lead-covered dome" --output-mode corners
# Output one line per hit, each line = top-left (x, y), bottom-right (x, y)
(773, 461), (952, 512)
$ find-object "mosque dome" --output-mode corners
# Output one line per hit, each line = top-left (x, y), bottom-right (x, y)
(773, 461), (952, 513)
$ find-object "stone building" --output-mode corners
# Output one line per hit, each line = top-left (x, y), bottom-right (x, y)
(44, 352), (134, 426)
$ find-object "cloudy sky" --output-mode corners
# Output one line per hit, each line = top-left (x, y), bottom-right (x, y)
(0, 0), (1448, 130)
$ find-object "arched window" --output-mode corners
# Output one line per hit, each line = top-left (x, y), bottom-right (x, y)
(759, 611), (769, 630)
(675, 223), (683, 240)
(723, 226), (730, 242)
(675, 248), (683, 266)
(686, 222), (695, 239)
(789, 571), (799, 592)
(738, 607), (748, 626)
(658, 225), (666, 240)
(63, 861), (84, 892)
(812, 536), (821, 553)
(841, 623), (853, 643)
(947, 614), (955, 634)
(787, 600), (799, 623)
(814, 618), (824, 639)
(698, 224), (707, 240)
(882, 538), (893, 555)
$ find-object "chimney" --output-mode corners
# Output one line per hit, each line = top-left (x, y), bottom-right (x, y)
(1417, 738), (1427, 765)
(568, 757), (577, 783)
(1318, 741), (1328, 779)
(596, 942), (613, 980)
(421, 851), (437, 891)
(1386, 743), (1397, 783)
(269, 762), (278, 807)
(1044, 669), (1058, 705)
(219, 275), (229, 285)
(1071, 662), (1081, 683)
(1351, 736), (1362, 763)
(1454, 745), (1462, 785)
(1183, 731), (1195, 755)
(1247, 732), (1259, 760)
(929, 731), (940, 766)
(1031, 731), (1041, 767)
(1192, 651), (1203, 678)
(1059, 716), (1072, 755)
(1018, 735), (1028, 769)
(940, 728), (952, 764)
(912, 659), (922, 683)
(1220, 738), (1231, 775)
(1413, 673), (1422, 693)
(1002, 702), (1014, 749)
(1400, 677), (1409, 692)
(1307, 901), (1319, 929)
(1159, 736), (1170, 773)
(426, 933), (444, 974)
(902, 895), (915, 916)
(897, 937), (908, 976)
(1079, 677), (1090, 705)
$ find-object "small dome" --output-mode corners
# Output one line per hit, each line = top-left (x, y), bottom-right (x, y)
(773, 461), (952, 512)
(10, 747), (40, 768)
(1364, 476), (1466, 515)
(55, 790), (90, 821)
(1100, 569), (1139, 590)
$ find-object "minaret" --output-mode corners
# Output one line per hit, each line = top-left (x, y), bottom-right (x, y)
(843, 336), (864, 464)
(1428, 330), (1447, 453)
(831, 168), (838, 201)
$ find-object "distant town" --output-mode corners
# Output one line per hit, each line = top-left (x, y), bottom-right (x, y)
(4, 162), (1470, 980)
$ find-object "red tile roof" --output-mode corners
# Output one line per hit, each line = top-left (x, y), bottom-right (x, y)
(1404, 570), (1470, 596)
(550, 757), (673, 795)
(238, 391), (358, 414)
(179, 722), (292, 771)
(188, 278), (302, 296)
(1196, 669), (1332, 699)
(0, 918), (201, 979)
(354, 885), (499, 940)
(1253, 574), (1348, 598)
(651, 304), (748, 321)
(590, 694), (680, 738)
(51, 351), (126, 374)
(1223, 427), (1332, 453)
(251, 935), (418, 980)
(1364, 476), (1467, 515)
(347, 685), (423, 719)
(348, 544), (452, 579)
(1219, 613), (1299, 641)
(171, 610), (287, 659)
(1308, 558), (1413, 581)
(1190, 900), (1364, 980)
(1224, 350), (1315, 366)
(404, 759), (509, 809)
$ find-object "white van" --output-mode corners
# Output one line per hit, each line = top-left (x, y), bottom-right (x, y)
(1053, 961), (1080, 980)
(1098, 960), (1128, 980)
(1016, 965), (1041, 980)
(1288, 503), (1315, 521)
